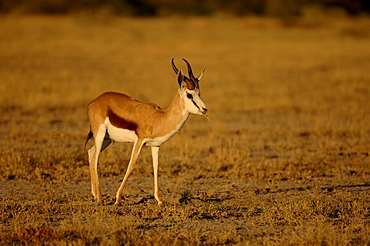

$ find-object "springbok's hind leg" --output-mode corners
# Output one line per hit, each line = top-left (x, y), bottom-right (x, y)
(87, 145), (97, 199)
(88, 128), (110, 203)
(101, 131), (112, 152)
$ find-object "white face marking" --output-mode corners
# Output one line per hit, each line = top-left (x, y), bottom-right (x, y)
(104, 118), (137, 143)
(182, 89), (208, 115)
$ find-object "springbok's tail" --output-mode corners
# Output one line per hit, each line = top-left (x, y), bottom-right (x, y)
(85, 130), (93, 148)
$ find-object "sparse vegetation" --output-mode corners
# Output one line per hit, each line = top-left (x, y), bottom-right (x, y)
(0, 15), (369, 245)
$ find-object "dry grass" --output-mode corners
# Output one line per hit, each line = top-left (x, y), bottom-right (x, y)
(0, 14), (370, 245)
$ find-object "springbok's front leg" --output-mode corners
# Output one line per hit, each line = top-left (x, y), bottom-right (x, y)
(151, 146), (163, 205)
(115, 139), (144, 204)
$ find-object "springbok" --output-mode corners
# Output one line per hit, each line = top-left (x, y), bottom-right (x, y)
(85, 58), (208, 205)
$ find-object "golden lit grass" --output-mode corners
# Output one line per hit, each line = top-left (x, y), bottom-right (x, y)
(0, 15), (370, 245)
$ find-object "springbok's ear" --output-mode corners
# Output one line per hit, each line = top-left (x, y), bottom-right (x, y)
(181, 81), (188, 89)
(177, 69), (184, 87)
(197, 67), (206, 81)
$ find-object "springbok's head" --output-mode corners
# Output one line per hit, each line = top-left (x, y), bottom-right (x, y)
(172, 58), (208, 116)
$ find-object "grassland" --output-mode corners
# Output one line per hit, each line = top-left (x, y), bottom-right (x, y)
(0, 14), (370, 245)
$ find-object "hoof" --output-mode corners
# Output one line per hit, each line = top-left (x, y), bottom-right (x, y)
(156, 198), (164, 205)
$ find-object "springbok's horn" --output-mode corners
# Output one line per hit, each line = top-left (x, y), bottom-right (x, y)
(171, 58), (179, 74)
(182, 58), (197, 82)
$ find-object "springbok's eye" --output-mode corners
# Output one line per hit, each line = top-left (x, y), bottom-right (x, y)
(187, 93), (193, 99)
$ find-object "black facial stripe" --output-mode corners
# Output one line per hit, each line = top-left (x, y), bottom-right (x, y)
(191, 99), (200, 109)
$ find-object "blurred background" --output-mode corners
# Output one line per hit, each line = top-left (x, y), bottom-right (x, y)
(1, 0), (369, 17)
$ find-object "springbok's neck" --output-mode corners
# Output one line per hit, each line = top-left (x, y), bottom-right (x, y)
(162, 91), (189, 129)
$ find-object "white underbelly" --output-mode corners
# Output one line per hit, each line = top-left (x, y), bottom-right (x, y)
(105, 118), (137, 143)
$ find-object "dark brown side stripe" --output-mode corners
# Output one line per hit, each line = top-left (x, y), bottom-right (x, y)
(108, 108), (137, 131)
